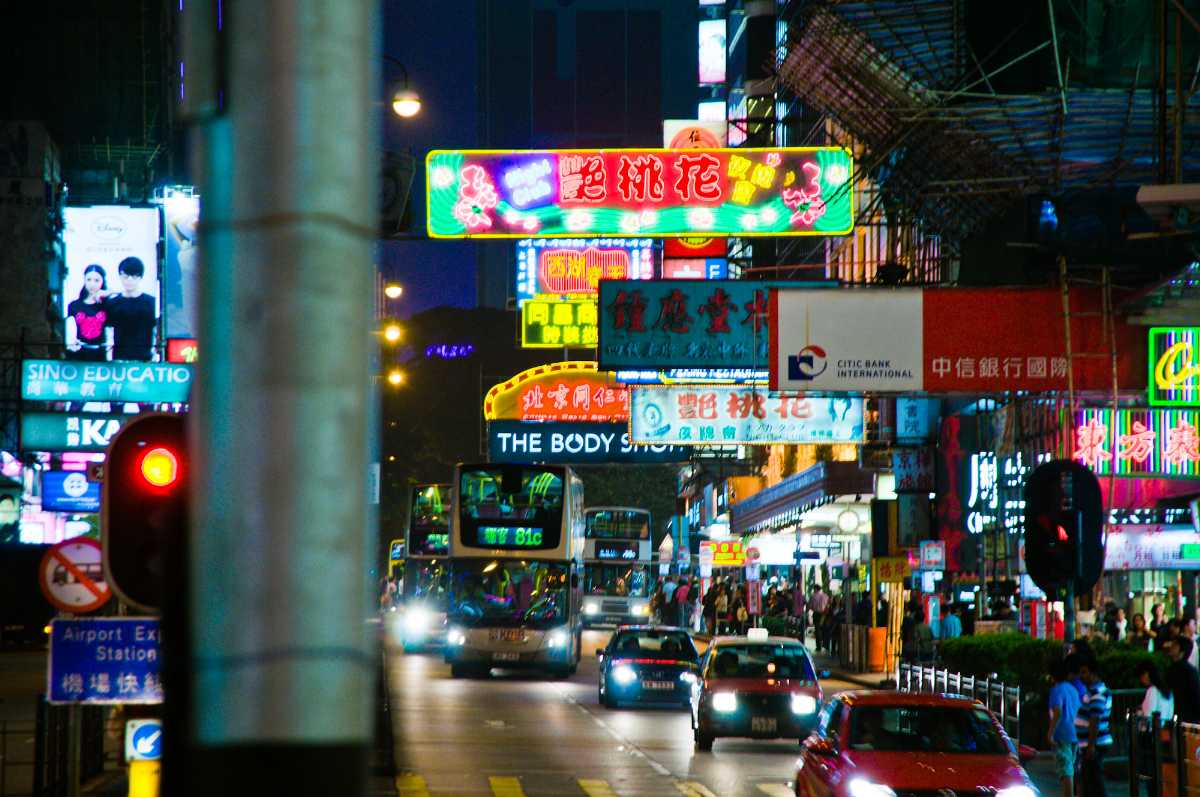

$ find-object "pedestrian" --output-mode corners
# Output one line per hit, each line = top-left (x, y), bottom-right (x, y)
(826, 597), (842, 657)
(1183, 617), (1200, 669)
(663, 577), (677, 606)
(1047, 657), (1082, 797)
(1127, 614), (1152, 651)
(810, 585), (829, 651)
(1107, 607), (1127, 642)
(1076, 656), (1113, 797)
(792, 582), (807, 642)
(1150, 603), (1168, 640)
(687, 579), (701, 633)
(1137, 660), (1174, 721)
(714, 586), (729, 635)
(703, 582), (719, 635)
(941, 604), (963, 640)
(649, 584), (665, 625)
(674, 578), (690, 629)
(733, 587), (748, 635)
(1165, 637), (1200, 723)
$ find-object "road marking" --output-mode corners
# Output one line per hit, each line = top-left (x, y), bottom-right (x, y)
(675, 781), (720, 797)
(395, 772), (430, 797)
(559, 688), (671, 776)
(757, 785), (795, 797)
(489, 775), (526, 797)
(578, 779), (619, 797)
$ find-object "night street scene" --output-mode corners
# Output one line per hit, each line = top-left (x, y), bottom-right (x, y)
(1, 1), (1200, 795)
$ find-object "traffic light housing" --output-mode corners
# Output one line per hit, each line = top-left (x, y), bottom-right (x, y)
(102, 413), (188, 612)
(1023, 459), (1104, 596)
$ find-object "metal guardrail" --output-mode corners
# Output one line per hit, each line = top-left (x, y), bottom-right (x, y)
(896, 663), (1022, 742)
(1127, 714), (1200, 797)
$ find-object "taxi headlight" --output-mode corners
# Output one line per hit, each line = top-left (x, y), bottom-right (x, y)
(612, 664), (638, 685)
(791, 693), (818, 714)
(630, 602), (649, 616)
(679, 671), (698, 685)
(547, 628), (569, 649)
(711, 691), (738, 713)
(404, 608), (431, 633)
(584, 601), (601, 615)
(997, 787), (1037, 797)
(446, 627), (466, 646)
(848, 780), (896, 797)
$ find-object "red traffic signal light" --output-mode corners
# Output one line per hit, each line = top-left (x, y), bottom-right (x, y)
(140, 447), (180, 488)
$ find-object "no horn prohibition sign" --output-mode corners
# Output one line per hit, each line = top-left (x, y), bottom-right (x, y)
(39, 538), (112, 613)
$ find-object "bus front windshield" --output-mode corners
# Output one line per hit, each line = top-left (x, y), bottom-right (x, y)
(450, 560), (570, 628)
(584, 564), (648, 597)
(585, 510), (649, 540)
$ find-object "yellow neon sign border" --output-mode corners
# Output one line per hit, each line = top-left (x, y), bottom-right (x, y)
(1149, 326), (1200, 407)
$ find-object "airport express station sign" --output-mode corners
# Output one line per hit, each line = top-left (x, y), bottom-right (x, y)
(426, 148), (853, 238)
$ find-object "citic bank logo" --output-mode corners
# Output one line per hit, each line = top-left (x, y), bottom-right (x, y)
(787, 345), (827, 381)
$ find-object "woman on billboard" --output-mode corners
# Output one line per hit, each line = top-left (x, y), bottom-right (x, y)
(64, 264), (112, 362)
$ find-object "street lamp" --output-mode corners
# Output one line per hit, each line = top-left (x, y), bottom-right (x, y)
(386, 369), (405, 386)
(385, 56), (421, 118)
(383, 323), (402, 343)
(384, 282), (403, 299)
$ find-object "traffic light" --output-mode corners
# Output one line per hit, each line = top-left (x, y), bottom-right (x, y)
(102, 413), (188, 612)
(1023, 459), (1103, 596)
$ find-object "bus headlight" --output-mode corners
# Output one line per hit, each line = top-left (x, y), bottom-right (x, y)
(584, 601), (601, 615)
(404, 608), (431, 634)
(447, 628), (466, 646)
(612, 665), (638, 685)
(547, 628), (569, 649)
(791, 693), (818, 715)
(711, 692), (738, 713)
(630, 602), (649, 616)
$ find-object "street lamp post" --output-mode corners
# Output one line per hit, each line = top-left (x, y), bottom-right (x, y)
(384, 56), (421, 118)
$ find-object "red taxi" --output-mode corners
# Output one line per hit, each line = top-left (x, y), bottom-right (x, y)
(794, 691), (1038, 797)
(691, 629), (823, 751)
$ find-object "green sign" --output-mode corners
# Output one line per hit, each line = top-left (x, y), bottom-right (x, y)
(22, 360), (193, 403)
(20, 412), (132, 452)
(1182, 543), (1200, 561)
(1150, 327), (1200, 407)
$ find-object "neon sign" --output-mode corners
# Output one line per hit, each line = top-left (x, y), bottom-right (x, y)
(521, 295), (598, 349)
(1073, 409), (1200, 479)
(484, 361), (629, 423)
(1150, 327), (1200, 407)
(426, 148), (854, 238)
(425, 344), (475, 359)
(515, 239), (656, 305)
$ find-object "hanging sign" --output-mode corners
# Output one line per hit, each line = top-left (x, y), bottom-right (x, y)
(20, 412), (132, 453)
(22, 360), (193, 403)
(875, 556), (911, 583)
(920, 541), (946, 570)
(47, 618), (162, 704)
(1072, 408), (1200, 479)
(515, 238), (656, 305)
(710, 540), (746, 567)
(488, 421), (688, 465)
(521, 295), (599, 348)
(484, 362), (628, 422)
(426, 148), (854, 238)
(1150, 327), (1200, 407)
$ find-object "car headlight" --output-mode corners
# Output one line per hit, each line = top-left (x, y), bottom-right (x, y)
(791, 693), (818, 715)
(547, 628), (569, 649)
(679, 671), (698, 685)
(404, 608), (431, 633)
(711, 691), (738, 713)
(446, 628), (466, 646)
(997, 787), (1038, 797)
(848, 779), (896, 797)
(584, 601), (601, 615)
(612, 664), (638, 685)
(630, 602), (649, 616)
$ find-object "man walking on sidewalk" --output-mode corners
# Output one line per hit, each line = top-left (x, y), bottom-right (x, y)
(1077, 657), (1113, 797)
(792, 582), (807, 643)
(811, 586), (829, 652)
(1048, 657), (1081, 797)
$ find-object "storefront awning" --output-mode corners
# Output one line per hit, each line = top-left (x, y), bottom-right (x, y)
(730, 461), (875, 536)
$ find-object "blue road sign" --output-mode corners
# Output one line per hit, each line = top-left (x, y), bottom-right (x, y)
(48, 618), (163, 704)
(126, 720), (163, 761)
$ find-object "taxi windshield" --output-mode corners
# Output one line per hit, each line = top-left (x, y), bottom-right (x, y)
(609, 630), (696, 661)
(707, 644), (815, 682)
(848, 706), (1008, 754)
(448, 559), (569, 629)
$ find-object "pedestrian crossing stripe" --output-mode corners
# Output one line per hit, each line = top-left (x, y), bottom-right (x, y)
(675, 781), (720, 797)
(578, 779), (619, 797)
(757, 785), (794, 797)
(489, 775), (527, 797)
(395, 772), (429, 797)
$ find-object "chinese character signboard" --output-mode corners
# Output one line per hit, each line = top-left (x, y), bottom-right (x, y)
(484, 362), (629, 422)
(1073, 408), (1200, 479)
(920, 541), (945, 570)
(488, 421), (688, 465)
(22, 360), (193, 403)
(521, 296), (599, 348)
(771, 288), (1146, 393)
(1150, 327), (1200, 407)
(48, 618), (163, 704)
(600, 279), (832, 370)
(1105, 529), (1200, 571)
(707, 540), (746, 567)
(20, 412), (132, 452)
(425, 148), (854, 238)
(892, 448), (934, 492)
(874, 556), (911, 583)
(515, 238), (656, 305)
(630, 387), (863, 445)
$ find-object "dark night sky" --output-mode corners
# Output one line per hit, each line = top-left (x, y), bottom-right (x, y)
(380, 2), (481, 318)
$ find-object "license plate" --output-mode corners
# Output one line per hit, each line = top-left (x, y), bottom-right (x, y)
(751, 717), (778, 733)
(488, 629), (524, 642)
(492, 651), (520, 662)
(641, 680), (674, 690)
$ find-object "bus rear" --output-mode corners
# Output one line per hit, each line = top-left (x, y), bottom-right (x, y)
(582, 507), (652, 627)
(445, 463), (584, 678)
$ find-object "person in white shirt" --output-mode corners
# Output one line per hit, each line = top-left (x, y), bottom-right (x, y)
(1186, 617), (1200, 670)
(1138, 660), (1174, 721)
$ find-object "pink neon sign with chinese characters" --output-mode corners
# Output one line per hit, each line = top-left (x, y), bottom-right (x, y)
(1072, 409), (1200, 479)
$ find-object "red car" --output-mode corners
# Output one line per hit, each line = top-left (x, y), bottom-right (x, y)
(691, 630), (824, 751)
(794, 691), (1039, 797)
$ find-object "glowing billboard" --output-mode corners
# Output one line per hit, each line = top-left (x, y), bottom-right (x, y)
(1150, 327), (1200, 407)
(515, 238), (656, 305)
(521, 295), (599, 349)
(425, 148), (854, 238)
(484, 361), (628, 423)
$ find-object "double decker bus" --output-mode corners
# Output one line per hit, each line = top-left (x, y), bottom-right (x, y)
(397, 484), (451, 651)
(445, 463), (585, 678)
(581, 507), (652, 627)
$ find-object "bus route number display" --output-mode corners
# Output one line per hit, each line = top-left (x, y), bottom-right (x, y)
(477, 526), (544, 548)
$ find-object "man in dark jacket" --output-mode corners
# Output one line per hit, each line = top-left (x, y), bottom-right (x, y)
(1165, 637), (1200, 723)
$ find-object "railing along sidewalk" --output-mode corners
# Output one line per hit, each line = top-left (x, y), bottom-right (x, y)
(896, 662), (1022, 742)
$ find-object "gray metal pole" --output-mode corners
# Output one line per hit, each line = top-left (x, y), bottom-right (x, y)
(187, 2), (379, 793)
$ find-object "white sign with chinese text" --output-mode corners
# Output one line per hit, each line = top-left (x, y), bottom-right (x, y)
(630, 387), (863, 445)
(1105, 527), (1200, 571)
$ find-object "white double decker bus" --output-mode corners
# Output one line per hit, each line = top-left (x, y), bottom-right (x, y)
(581, 507), (652, 628)
(445, 463), (585, 678)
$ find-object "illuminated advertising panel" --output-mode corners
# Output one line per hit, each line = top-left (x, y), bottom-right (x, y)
(614, 369), (767, 385)
(1073, 408), (1200, 479)
(20, 412), (132, 453)
(166, 338), (198, 363)
(515, 238), (655, 305)
(160, 190), (200, 338)
(62, 207), (161, 363)
(698, 19), (726, 84)
(487, 421), (688, 465)
(630, 387), (863, 445)
(22, 360), (193, 403)
(426, 148), (854, 238)
(1149, 327), (1200, 406)
(475, 525), (552, 550)
(484, 361), (628, 422)
(521, 296), (599, 349)
(41, 471), (101, 513)
(662, 258), (727, 279)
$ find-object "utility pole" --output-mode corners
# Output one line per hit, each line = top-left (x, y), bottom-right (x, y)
(184, 2), (379, 794)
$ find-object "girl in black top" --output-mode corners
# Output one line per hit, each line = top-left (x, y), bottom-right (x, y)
(65, 264), (111, 361)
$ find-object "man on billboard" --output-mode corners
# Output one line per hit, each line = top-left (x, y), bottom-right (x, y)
(106, 257), (157, 361)
(64, 264), (112, 361)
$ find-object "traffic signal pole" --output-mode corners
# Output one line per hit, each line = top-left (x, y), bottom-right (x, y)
(184, 3), (379, 794)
